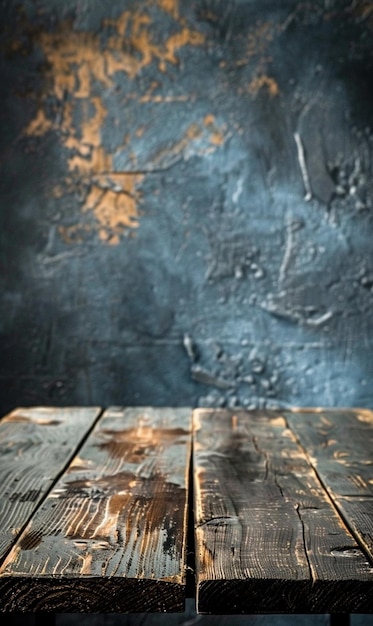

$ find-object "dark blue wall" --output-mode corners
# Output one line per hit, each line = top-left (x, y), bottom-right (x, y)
(1, 0), (373, 413)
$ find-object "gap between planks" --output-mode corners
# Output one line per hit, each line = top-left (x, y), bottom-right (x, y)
(280, 409), (373, 575)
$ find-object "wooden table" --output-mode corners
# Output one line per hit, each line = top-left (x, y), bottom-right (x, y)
(0, 407), (192, 613)
(194, 408), (373, 622)
(0, 406), (372, 622)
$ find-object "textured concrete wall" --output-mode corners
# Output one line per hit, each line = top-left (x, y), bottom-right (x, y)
(1, 0), (373, 415)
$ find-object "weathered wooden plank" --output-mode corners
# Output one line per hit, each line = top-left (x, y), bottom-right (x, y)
(285, 408), (373, 562)
(0, 406), (101, 563)
(0, 407), (192, 612)
(194, 409), (373, 614)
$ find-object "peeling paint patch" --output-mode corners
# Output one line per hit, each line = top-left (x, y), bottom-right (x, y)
(203, 115), (225, 145)
(25, 108), (54, 136)
(23, 9), (205, 245)
(248, 75), (279, 98)
(58, 224), (93, 245)
(56, 171), (144, 244)
(84, 173), (144, 243)
(51, 185), (64, 199)
(102, 10), (204, 76)
(155, 0), (179, 19)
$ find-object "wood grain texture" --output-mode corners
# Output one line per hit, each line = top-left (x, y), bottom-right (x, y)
(0, 407), (192, 612)
(193, 409), (373, 614)
(0, 406), (101, 563)
(285, 408), (373, 562)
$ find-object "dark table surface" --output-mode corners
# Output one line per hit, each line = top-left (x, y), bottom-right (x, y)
(0, 406), (372, 618)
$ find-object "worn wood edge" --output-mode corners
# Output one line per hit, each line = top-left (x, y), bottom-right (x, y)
(0, 406), (193, 613)
(4, 406), (103, 420)
(196, 579), (373, 614)
(0, 407), (192, 594)
(193, 408), (373, 614)
(281, 408), (373, 570)
(0, 576), (185, 612)
(284, 408), (373, 564)
(181, 409), (193, 590)
(192, 408), (209, 597)
(0, 406), (103, 567)
(334, 495), (373, 557)
(288, 407), (373, 420)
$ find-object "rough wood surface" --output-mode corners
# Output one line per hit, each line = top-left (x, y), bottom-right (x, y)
(0, 406), (101, 563)
(0, 407), (192, 612)
(193, 408), (373, 614)
(286, 408), (373, 563)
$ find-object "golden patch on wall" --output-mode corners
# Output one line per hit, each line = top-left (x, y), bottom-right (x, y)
(248, 75), (279, 98)
(103, 10), (204, 75)
(84, 173), (144, 245)
(204, 115), (225, 146)
(25, 108), (54, 137)
(234, 20), (280, 99)
(155, 0), (179, 19)
(24, 8), (205, 245)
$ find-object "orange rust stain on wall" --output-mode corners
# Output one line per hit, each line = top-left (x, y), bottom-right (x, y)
(135, 127), (146, 138)
(209, 132), (224, 147)
(67, 148), (112, 177)
(155, 0), (179, 19)
(84, 173), (144, 246)
(103, 10), (205, 76)
(28, 12), (204, 97)
(51, 185), (64, 199)
(58, 224), (92, 245)
(65, 98), (112, 178)
(162, 27), (205, 66)
(38, 30), (111, 97)
(203, 115), (225, 146)
(25, 108), (54, 136)
(248, 75), (279, 98)
(80, 98), (107, 147)
(203, 114), (215, 126)
(23, 10), (205, 245)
